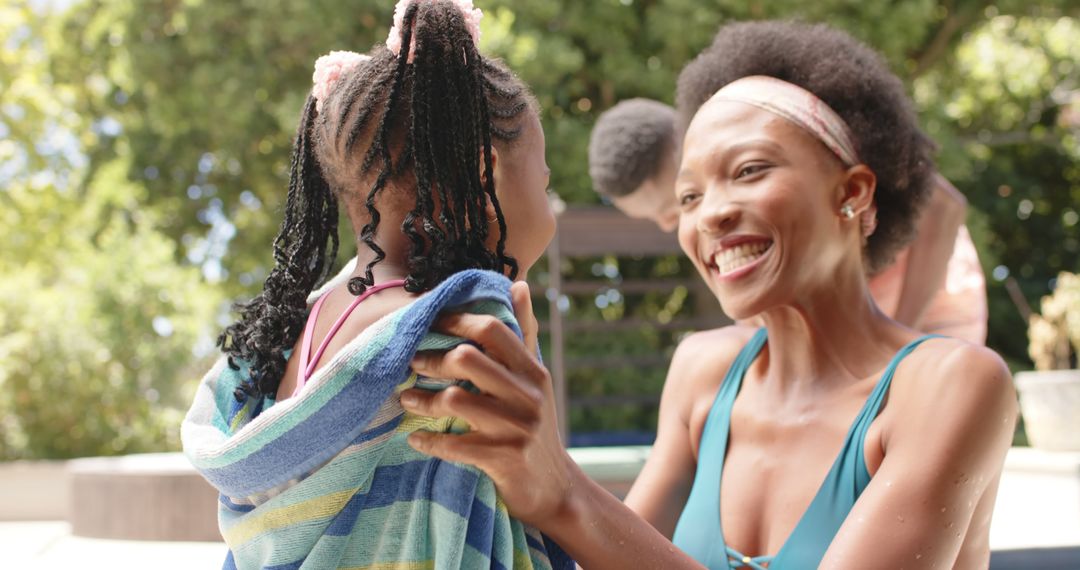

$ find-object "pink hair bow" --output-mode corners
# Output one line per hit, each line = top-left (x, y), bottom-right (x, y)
(386, 0), (483, 63)
(312, 50), (371, 114)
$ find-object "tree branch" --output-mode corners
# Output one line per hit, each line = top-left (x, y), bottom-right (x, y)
(910, 1), (987, 78)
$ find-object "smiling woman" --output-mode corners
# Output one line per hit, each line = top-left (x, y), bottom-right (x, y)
(399, 19), (1018, 570)
(674, 74), (878, 319)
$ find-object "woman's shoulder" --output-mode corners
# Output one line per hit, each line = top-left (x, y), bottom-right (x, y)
(666, 324), (760, 394)
(888, 336), (1015, 434)
(900, 336), (1011, 394)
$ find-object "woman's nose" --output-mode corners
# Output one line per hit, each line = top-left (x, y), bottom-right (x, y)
(696, 191), (740, 234)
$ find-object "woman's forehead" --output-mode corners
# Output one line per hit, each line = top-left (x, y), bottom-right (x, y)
(682, 100), (835, 165)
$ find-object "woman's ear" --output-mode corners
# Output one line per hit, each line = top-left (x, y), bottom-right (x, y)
(837, 164), (878, 238)
(838, 164), (876, 213)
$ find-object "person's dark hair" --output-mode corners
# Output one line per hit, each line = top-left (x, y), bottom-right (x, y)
(588, 98), (676, 198)
(220, 0), (534, 399)
(676, 20), (935, 274)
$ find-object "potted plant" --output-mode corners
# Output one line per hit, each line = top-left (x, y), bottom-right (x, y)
(1016, 272), (1080, 451)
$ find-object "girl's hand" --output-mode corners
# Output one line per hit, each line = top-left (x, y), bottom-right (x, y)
(401, 281), (577, 526)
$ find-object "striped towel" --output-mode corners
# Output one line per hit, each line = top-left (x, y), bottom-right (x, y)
(182, 269), (573, 570)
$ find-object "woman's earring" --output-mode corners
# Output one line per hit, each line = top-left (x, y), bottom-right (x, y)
(839, 203), (856, 219)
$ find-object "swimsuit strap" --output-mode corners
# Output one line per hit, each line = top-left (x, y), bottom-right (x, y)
(292, 279), (408, 398)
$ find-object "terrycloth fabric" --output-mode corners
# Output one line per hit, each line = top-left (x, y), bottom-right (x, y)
(182, 269), (572, 570)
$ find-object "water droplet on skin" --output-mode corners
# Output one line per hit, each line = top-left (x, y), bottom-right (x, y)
(897, 515), (905, 523)
(885, 481), (894, 487)
(940, 507), (947, 513)
(916, 554), (923, 560)
(947, 522), (954, 529)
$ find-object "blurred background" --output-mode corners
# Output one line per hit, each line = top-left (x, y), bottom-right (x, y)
(3, 0), (1079, 566)
(4, 0), (1078, 460)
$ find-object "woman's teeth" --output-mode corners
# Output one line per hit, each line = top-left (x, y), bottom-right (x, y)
(715, 242), (771, 275)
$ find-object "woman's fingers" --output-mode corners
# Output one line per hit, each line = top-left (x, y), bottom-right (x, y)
(412, 344), (542, 409)
(407, 430), (500, 468)
(400, 386), (538, 435)
(431, 311), (542, 376)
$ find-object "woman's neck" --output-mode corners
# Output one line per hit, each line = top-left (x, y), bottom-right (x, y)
(755, 263), (913, 401)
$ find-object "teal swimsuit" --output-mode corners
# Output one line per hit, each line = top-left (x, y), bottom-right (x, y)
(672, 329), (939, 569)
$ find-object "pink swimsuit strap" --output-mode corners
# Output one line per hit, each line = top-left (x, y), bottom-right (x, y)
(293, 279), (407, 398)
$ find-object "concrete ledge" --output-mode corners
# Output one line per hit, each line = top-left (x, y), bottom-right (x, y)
(990, 447), (1080, 551)
(67, 453), (219, 541)
(0, 460), (69, 521)
(569, 445), (650, 498)
(2, 445), (1077, 552)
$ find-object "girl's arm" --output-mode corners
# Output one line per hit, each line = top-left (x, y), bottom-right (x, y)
(820, 340), (1016, 568)
(401, 282), (705, 569)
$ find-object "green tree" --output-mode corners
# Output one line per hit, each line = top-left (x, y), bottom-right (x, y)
(1, 4), (221, 459)
(5, 1), (1078, 446)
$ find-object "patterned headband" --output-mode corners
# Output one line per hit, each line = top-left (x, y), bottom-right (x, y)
(709, 75), (861, 167)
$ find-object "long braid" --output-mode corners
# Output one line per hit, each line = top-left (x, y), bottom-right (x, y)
(220, 0), (533, 398)
(219, 95), (339, 399)
(384, 0), (519, 293)
(347, 3), (421, 296)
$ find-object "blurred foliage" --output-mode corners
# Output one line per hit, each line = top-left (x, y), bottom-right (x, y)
(1028, 272), (1080, 370)
(1, 3), (220, 459)
(2, 0), (1079, 455)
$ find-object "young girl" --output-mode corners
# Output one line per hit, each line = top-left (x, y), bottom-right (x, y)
(182, 1), (566, 568)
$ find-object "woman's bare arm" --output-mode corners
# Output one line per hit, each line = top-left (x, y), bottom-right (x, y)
(820, 341), (1017, 568)
(623, 327), (753, 537)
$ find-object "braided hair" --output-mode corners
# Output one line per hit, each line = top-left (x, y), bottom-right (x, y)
(220, 0), (534, 399)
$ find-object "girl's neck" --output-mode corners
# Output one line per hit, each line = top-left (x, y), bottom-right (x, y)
(348, 207), (414, 285)
(351, 248), (411, 286)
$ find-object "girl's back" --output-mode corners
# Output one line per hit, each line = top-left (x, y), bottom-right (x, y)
(182, 1), (562, 568)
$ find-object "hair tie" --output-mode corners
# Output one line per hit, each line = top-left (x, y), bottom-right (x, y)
(386, 0), (483, 63)
(312, 51), (371, 114)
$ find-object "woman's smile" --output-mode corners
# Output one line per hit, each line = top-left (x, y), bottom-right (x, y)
(707, 237), (774, 281)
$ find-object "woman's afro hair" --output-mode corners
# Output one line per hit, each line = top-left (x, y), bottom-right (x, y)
(676, 20), (936, 274)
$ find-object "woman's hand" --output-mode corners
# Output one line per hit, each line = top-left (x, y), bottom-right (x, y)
(401, 281), (577, 526)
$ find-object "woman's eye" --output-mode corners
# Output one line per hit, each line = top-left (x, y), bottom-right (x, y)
(735, 163), (770, 179)
(679, 193), (699, 206)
